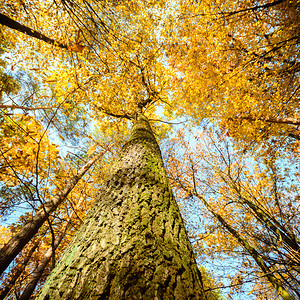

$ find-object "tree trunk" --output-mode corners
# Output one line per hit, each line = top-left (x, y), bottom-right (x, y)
(20, 196), (86, 300)
(19, 228), (66, 300)
(37, 114), (204, 299)
(0, 243), (38, 300)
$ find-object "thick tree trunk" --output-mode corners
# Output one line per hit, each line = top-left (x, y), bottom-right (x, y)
(37, 114), (204, 299)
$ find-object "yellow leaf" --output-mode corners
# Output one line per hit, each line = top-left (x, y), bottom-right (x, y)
(87, 144), (97, 155)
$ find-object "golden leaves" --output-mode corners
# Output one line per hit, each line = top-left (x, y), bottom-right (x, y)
(87, 144), (97, 155)
(0, 114), (60, 187)
(0, 225), (11, 247)
(67, 43), (86, 53)
(167, 0), (300, 153)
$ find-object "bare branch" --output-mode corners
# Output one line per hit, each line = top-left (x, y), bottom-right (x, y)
(232, 116), (300, 126)
(0, 104), (56, 111)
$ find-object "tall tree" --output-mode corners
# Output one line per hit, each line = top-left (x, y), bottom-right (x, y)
(3, 0), (299, 299)
(37, 111), (204, 299)
(0, 1), (180, 296)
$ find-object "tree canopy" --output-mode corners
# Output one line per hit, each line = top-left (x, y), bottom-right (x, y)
(0, 0), (299, 299)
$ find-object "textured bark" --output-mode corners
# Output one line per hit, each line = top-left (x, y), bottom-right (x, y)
(37, 114), (204, 299)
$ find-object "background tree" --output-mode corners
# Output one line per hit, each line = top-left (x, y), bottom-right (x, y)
(165, 127), (299, 299)
(164, 3), (300, 295)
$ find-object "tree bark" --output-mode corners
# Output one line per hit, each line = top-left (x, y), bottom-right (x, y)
(37, 114), (204, 299)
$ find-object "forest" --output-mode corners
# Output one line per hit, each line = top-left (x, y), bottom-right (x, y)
(0, 0), (299, 299)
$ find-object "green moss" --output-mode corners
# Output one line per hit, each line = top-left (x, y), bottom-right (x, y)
(162, 250), (173, 261)
(37, 243), (79, 299)
(139, 190), (152, 204)
(128, 114), (156, 144)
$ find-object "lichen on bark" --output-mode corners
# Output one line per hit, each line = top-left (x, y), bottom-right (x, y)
(37, 113), (204, 299)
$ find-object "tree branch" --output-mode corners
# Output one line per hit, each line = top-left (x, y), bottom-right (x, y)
(224, 0), (285, 17)
(0, 13), (68, 49)
(233, 116), (300, 126)
(0, 104), (56, 111)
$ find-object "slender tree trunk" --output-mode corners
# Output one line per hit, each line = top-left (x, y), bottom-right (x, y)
(19, 227), (66, 300)
(0, 243), (38, 300)
(0, 151), (105, 276)
(191, 190), (294, 300)
(20, 196), (86, 300)
(37, 114), (204, 299)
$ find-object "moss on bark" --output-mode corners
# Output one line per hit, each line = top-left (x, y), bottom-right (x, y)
(37, 114), (204, 299)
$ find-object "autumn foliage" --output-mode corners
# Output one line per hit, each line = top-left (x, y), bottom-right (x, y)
(0, 0), (299, 299)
